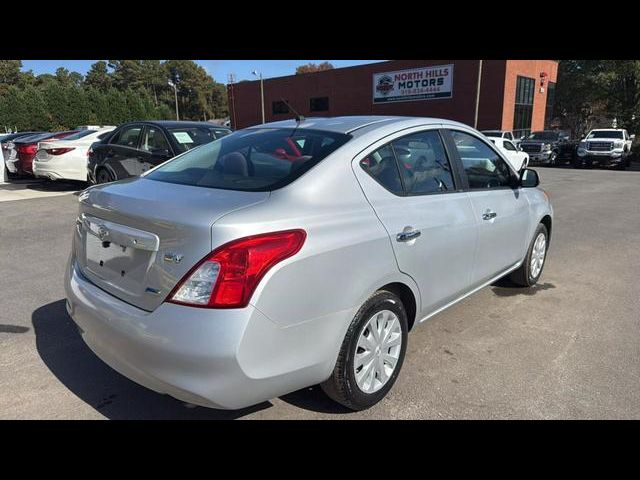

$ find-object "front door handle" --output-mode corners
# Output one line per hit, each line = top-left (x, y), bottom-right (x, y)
(396, 229), (421, 242)
(482, 210), (497, 220)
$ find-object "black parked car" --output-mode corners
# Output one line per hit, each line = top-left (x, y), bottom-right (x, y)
(87, 121), (232, 184)
(519, 130), (579, 167)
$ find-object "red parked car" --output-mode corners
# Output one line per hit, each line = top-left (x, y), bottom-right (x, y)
(13, 130), (79, 176)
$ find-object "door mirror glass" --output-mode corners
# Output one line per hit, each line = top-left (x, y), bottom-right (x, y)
(520, 168), (539, 188)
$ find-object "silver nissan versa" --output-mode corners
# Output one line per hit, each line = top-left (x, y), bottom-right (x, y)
(65, 116), (553, 411)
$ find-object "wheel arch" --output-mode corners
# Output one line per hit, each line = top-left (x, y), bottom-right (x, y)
(540, 214), (552, 243)
(379, 282), (418, 332)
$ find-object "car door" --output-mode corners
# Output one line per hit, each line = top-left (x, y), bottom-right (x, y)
(104, 124), (143, 179)
(138, 125), (174, 173)
(445, 129), (531, 286)
(352, 127), (478, 317)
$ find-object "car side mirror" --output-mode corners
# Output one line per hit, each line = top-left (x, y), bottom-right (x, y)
(520, 168), (539, 188)
(630, 134), (636, 141)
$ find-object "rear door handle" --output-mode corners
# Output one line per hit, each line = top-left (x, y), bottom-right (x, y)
(396, 229), (421, 242)
(482, 210), (497, 220)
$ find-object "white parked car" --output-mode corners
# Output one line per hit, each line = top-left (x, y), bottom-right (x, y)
(33, 128), (115, 182)
(486, 136), (529, 171)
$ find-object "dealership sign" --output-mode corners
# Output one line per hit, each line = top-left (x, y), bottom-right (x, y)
(373, 64), (454, 103)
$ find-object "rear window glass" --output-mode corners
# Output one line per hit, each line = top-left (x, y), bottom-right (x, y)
(61, 130), (98, 141)
(169, 127), (221, 153)
(146, 128), (351, 192)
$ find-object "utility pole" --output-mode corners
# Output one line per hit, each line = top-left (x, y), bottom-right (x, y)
(474, 60), (483, 129)
(252, 70), (265, 124)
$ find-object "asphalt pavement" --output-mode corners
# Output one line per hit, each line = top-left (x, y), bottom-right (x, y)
(1, 167), (639, 419)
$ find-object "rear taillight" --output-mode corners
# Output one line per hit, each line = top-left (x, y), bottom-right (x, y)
(167, 229), (306, 308)
(45, 147), (75, 155)
(17, 144), (38, 155)
(87, 147), (93, 157)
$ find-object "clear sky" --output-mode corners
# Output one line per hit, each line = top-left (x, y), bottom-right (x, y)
(20, 60), (384, 83)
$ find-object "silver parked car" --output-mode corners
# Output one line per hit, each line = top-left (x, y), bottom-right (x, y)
(65, 116), (553, 411)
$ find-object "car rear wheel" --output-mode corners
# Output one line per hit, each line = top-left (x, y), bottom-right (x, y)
(96, 168), (114, 184)
(509, 223), (549, 287)
(321, 290), (408, 411)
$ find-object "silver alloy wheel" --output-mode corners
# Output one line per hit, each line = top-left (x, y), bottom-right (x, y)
(353, 309), (402, 394)
(530, 232), (547, 279)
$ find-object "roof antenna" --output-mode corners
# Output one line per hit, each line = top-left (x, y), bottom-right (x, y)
(280, 97), (304, 123)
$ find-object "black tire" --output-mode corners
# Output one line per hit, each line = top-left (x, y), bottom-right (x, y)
(96, 168), (114, 184)
(321, 290), (408, 411)
(548, 151), (558, 167)
(509, 223), (549, 287)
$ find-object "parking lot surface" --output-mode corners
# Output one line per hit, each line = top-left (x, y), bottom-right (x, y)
(1, 167), (639, 419)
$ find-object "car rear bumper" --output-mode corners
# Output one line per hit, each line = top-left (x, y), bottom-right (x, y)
(64, 255), (337, 409)
(33, 159), (87, 182)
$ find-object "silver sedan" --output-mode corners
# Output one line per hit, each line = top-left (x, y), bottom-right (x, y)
(65, 116), (553, 411)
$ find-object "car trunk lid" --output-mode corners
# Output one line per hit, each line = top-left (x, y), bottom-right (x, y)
(74, 177), (269, 311)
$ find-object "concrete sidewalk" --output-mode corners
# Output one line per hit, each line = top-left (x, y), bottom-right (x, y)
(0, 179), (83, 202)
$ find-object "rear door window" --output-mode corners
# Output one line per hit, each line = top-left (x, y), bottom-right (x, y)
(391, 131), (455, 194)
(140, 126), (171, 154)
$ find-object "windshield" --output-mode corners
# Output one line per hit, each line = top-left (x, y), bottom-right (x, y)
(168, 127), (229, 153)
(147, 128), (352, 192)
(61, 130), (98, 141)
(587, 130), (624, 139)
(527, 131), (559, 141)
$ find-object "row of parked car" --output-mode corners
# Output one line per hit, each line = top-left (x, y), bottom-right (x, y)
(481, 128), (636, 170)
(1, 121), (233, 184)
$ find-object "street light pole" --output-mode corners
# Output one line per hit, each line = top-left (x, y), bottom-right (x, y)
(168, 80), (179, 120)
(252, 70), (265, 124)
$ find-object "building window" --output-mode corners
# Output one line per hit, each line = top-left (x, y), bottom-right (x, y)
(513, 76), (535, 138)
(310, 96), (329, 112)
(544, 81), (556, 129)
(272, 101), (290, 115)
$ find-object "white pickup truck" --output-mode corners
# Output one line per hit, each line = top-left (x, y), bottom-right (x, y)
(576, 128), (635, 169)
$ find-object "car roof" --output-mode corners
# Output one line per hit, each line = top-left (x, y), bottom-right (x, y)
(246, 116), (470, 136)
(590, 128), (622, 131)
(119, 120), (231, 129)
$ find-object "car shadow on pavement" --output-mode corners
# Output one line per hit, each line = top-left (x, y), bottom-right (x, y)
(490, 277), (556, 297)
(32, 299), (272, 419)
(279, 386), (352, 414)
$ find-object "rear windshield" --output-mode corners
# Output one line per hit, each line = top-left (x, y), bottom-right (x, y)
(62, 130), (98, 141)
(482, 130), (502, 136)
(168, 127), (226, 153)
(146, 128), (351, 191)
(587, 130), (624, 139)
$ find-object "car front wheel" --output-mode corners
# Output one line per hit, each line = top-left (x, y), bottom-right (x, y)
(321, 290), (408, 411)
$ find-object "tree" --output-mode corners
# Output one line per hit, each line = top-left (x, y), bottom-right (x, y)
(85, 61), (113, 92)
(0, 60), (23, 96)
(295, 61), (334, 74)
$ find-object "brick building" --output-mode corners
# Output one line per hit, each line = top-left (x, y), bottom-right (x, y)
(227, 60), (558, 138)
